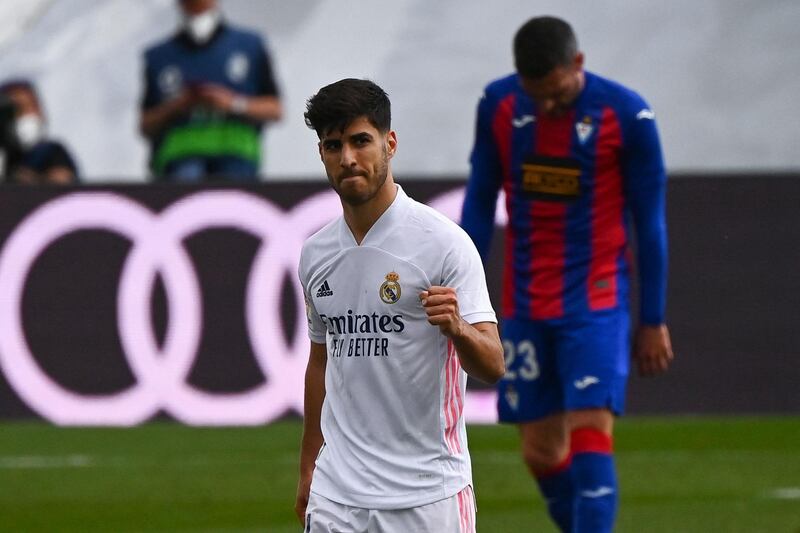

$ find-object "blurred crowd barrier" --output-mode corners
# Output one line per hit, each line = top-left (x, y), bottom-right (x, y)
(0, 175), (797, 425)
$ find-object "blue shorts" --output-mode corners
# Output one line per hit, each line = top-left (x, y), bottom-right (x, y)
(497, 308), (630, 423)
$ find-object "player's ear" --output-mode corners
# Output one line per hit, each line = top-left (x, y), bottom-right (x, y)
(386, 130), (398, 158)
(573, 52), (585, 70)
(317, 141), (323, 160)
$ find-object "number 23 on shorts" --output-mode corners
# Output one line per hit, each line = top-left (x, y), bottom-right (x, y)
(502, 339), (540, 381)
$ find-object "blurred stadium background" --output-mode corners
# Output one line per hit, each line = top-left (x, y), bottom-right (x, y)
(0, 1), (798, 532)
(0, 0), (798, 180)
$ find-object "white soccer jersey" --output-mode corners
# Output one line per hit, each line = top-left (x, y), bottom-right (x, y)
(299, 185), (496, 510)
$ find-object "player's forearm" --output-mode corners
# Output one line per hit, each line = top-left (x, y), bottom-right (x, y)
(234, 95), (283, 123)
(299, 410), (323, 477)
(450, 321), (505, 384)
(631, 186), (668, 325)
(299, 345), (326, 477)
(637, 237), (667, 325)
(140, 99), (188, 138)
(299, 427), (323, 480)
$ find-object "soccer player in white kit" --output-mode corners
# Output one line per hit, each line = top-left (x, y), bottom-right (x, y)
(295, 78), (506, 533)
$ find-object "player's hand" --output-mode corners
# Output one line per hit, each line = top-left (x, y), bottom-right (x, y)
(633, 324), (674, 376)
(294, 473), (312, 524)
(167, 88), (197, 115)
(419, 286), (466, 338)
(195, 83), (237, 112)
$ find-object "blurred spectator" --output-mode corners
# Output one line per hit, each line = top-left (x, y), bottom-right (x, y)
(0, 80), (79, 185)
(140, 0), (283, 183)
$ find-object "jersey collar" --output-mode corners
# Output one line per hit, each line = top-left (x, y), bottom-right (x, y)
(338, 184), (410, 248)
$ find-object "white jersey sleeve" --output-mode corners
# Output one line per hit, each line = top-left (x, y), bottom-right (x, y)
(440, 226), (497, 326)
(299, 236), (331, 344)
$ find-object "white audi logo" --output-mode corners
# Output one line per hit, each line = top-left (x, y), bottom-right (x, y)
(0, 189), (504, 426)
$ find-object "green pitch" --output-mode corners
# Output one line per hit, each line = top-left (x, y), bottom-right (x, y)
(0, 417), (798, 532)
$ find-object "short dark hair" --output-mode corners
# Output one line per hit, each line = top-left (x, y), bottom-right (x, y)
(513, 16), (578, 79)
(0, 79), (38, 100)
(0, 79), (42, 114)
(304, 78), (391, 138)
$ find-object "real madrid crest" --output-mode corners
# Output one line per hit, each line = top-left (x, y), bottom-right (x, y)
(379, 272), (401, 304)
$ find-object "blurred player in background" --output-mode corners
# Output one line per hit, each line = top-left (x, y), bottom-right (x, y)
(461, 16), (674, 532)
(296, 78), (504, 532)
(139, 0), (282, 182)
(0, 79), (79, 185)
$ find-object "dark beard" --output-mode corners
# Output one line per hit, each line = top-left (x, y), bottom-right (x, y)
(332, 147), (389, 206)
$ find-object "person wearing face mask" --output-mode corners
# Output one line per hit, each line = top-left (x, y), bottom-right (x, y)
(0, 80), (79, 185)
(140, 0), (283, 182)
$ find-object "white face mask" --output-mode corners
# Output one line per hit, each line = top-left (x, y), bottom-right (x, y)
(15, 114), (45, 149)
(183, 9), (221, 44)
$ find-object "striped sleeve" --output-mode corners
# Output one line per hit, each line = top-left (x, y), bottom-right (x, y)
(461, 89), (503, 262)
(622, 97), (668, 325)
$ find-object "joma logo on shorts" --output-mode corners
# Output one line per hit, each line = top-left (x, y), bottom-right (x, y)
(574, 376), (600, 390)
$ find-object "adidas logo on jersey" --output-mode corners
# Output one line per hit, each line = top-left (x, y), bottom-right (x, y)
(316, 280), (333, 298)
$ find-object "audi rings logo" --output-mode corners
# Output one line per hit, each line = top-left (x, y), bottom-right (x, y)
(0, 188), (505, 426)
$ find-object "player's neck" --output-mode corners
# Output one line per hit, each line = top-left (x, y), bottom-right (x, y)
(342, 176), (397, 245)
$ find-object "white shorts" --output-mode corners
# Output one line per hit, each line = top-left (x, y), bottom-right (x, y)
(304, 485), (476, 533)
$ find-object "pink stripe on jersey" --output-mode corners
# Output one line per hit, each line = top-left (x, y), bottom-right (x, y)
(457, 485), (476, 533)
(443, 340), (455, 453)
(451, 343), (464, 454)
(588, 107), (625, 310)
(447, 343), (458, 454)
(443, 340), (463, 454)
(457, 489), (465, 531)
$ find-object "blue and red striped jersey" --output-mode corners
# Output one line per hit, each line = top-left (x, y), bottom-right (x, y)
(461, 71), (667, 324)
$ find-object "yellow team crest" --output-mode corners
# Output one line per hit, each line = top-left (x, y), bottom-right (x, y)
(379, 272), (401, 304)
